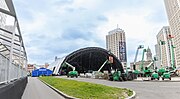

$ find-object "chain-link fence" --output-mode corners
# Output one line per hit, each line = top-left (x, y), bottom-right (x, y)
(0, 53), (27, 84)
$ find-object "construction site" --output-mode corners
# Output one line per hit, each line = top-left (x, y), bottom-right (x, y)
(47, 41), (180, 82)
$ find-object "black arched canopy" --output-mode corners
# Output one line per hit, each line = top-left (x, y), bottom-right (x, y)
(61, 47), (124, 73)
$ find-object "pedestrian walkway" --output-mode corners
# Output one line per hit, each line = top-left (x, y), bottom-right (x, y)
(22, 77), (64, 99)
(134, 77), (180, 82)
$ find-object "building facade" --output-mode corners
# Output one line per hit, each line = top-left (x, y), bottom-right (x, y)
(106, 28), (127, 67)
(156, 26), (171, 68)
(27, 64), (35, 73)
(164, 0), (180, 67)
(130, 61), (152, 71)
(146, 47), (152, 61)
(155, 44), (161, 68)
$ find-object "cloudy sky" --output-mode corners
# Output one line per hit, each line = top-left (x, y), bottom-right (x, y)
(13, 0), (168, 65)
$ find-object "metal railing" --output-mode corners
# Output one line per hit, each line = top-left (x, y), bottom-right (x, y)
(0, 53), (27, 84)
(0, 0), (27, 84)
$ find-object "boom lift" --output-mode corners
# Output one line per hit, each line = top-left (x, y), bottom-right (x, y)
(133, 45), (144, 74)
(140, 49), (147, 75)
(149, 61), (160, 80)
(157, 34), (176, 80)
(161, 35), (176, 80)
(168, 34), (177, 76)
(92, 59), (109, 78)
(139, 49), (154, 80)
(64, 62), (78, 78)
(94, 56), (125, 81)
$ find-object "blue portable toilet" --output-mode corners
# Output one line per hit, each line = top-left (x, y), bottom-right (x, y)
(32, 68), (53, 77)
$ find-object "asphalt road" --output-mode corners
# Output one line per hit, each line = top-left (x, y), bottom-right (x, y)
(22, 77), (65, 99)
(59, 76), (180, 99)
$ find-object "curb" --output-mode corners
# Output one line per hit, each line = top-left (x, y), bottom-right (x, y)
(38, 78), (79, 99)
(126, 90), (136, 99)
(133, 80), (180, 82)
(39, 77), (136, 99)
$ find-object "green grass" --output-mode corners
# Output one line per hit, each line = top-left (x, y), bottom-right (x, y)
(39, 77), (133, 99)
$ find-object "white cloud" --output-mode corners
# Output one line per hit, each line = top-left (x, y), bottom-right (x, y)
(12, 0), (169, 64)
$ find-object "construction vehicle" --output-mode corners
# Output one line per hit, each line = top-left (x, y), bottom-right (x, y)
(112, 71), (122, 81)
(133, 45), (144, 75)
(162, 70), (171, 80)
(150, 65), (159, 80)
(138, 48), (155, 80)
(139, 49), (148, 76)
(143, 61), (153, 77)
(158, 67), (166, 76)
(92, 57), (125, 81)
(151, 71), (160, 80)
(157, 35), (176, 80)
(168, 34), (177, 76)
(92, 59), (109, 79)
(109, 70), (125, 81)
(151, 67), (160, 80)
(64, 62), (78, 78)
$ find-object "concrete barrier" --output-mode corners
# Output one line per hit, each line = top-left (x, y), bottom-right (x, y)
(0, 77), (28, 99)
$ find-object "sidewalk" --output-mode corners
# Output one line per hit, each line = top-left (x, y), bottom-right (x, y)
(134, 77), (180, 82)
(22, 77), (65, 99)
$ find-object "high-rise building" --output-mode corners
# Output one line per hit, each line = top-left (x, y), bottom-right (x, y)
(146, 47), (152, 61)
(155, 26), (171, 68)
(155, 44), (161, 68)
(106, 27), (127, 67)
(164, 0), (180, 67)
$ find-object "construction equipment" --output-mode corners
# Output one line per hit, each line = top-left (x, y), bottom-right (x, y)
(150, 61), (160, 80)
(151, 66), (160, 80)
(138, 48), (155, 80)
(162, 70), (171, 80)
(157, 35), (176, 80)
(143, 61), (153, 78)
(90, 59), (109, 79)
(64, 62), (78, 78)
(90, 55), (125, 81)
(109, 70), (124, 81)
(168, 35), (176, 69)
(139, 49), (151, 78)
(112, 71), (122, 81)
(133, 45), (144, 74)
(98, 60), (109, 72)
(158, 67), (166, 76)
(151, 71), (160, 80)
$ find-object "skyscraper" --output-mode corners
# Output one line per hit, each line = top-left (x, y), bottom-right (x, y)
(146, 47), (152, 61)
(155, 44), (161, 68)
(156, 26), (171, 68)
(164, 0), (180, 67)
(106, 27), (127, 67)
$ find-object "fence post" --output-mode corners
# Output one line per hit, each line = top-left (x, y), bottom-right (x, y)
(8, 20), (17, 82)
